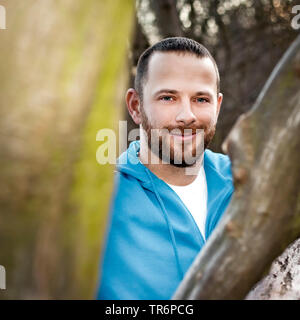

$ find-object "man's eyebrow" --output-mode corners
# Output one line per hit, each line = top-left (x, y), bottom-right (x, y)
(153, 89), (214, 99)
(153, 89), (178, 96)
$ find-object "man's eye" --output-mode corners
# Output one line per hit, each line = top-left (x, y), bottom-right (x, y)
(196, 97), (209, 103)
(160, 96), (174, 101)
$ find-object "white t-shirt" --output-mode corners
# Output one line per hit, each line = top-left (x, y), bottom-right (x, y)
(166, 166), (208, 240)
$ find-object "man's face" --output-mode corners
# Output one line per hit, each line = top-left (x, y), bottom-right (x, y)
(140, 51), (222, 167)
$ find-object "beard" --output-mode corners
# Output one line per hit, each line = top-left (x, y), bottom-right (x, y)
(140, 107), (216, 168)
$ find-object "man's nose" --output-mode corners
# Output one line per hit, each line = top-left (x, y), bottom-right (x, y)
(175, 98), (196, 126)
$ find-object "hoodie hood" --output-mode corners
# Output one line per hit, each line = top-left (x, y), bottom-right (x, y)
(116, 140), (149, 184)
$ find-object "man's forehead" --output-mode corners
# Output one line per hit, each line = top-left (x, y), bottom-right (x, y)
(146, 51), (218, 90)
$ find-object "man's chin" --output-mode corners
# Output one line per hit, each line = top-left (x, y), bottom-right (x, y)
(158, 145), (204, 167)
(169, 161), (196, 168)
(166, 152), (203, 168)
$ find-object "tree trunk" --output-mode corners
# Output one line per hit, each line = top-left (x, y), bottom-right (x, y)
(0, 0), (133, 299)
(148, 0), (184, 38)
(173, 34), (300, 300)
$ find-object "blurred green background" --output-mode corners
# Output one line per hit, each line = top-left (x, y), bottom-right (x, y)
(0, 0), (134, 299)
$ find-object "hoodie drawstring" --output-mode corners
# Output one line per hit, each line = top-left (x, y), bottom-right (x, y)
(145, 168), (184, 279)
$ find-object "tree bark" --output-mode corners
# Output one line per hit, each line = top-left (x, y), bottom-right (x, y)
(246, 238), (300, 299)
(173, 34), (300, 300)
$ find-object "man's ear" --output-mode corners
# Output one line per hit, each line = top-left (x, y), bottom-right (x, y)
(126, 88), (142, 125)
(216, 92), (223, 119)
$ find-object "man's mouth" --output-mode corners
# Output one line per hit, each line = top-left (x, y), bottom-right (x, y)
(169, 132), (197, 141)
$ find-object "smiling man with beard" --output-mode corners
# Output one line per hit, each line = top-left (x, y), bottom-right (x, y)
(97, 37), (234, 300)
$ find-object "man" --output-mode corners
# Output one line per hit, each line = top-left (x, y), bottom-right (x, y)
(97, 37), (234, 300)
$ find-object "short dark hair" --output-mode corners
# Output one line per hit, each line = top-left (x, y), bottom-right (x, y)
(134, 37), (220, 101)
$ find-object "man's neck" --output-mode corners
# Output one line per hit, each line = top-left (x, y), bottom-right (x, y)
(138, 143), (203, 186)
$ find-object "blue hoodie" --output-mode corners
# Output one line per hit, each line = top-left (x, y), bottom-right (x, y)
(97, 140), (234, 300)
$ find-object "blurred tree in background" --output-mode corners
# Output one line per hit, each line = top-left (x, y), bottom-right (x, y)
(0, 0), (134, 299)
(126, 0), (299, 152)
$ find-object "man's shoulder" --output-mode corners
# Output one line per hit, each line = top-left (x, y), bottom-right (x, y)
(204, 149), (232, 180)
(112, 169), (147, 202)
